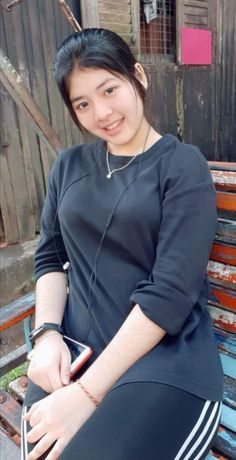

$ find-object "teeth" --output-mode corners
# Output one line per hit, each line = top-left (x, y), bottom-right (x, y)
(106, 119), (123, 130)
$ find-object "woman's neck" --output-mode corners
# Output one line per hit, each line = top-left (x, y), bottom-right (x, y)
(107, 121), (161, 157)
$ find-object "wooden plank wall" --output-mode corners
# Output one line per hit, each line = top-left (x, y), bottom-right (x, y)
(183, 0), (209, 28)
(98, 0), (139, 55)
(1, 0), (235, 244)
(0, 0), (81, 245)
(145, 63), (218, 159)
(146, 0), (235, 163)
(176, 0), (210, 64)
(99, 0), (132, 37)
(214, 0), (236, 162)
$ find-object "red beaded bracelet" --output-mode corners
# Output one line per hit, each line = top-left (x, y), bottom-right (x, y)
(77, 380), (100, 407)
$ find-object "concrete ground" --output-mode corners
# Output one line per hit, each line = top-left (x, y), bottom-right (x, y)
(0, 239), (38, 356)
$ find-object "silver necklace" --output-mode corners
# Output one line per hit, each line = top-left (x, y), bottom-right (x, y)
(106, 125), (151, 179)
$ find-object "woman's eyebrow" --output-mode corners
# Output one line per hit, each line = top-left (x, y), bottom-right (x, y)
(96, 77), (116, 90)
(70, 78), (116, 103)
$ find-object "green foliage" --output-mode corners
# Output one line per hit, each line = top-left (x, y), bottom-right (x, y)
(0, 362), (28, 391)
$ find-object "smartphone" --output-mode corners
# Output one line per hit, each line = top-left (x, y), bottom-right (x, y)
(21, 405), (28, 459)
(63, 335), (93, 378)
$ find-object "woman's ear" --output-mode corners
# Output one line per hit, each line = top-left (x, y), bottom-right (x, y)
(134, 62), (148, 89)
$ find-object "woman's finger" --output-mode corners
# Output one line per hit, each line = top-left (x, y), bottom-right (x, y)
(27, 433), (55, 460)
(60, 348), (71, 386)
(45, 438), (66, 460)
(48, 369), (64, 391)
(23, 401), (40, 420)
(28, 410), (42, 428)
(29, 366), (54, 394)
(27, 421), (46, 444)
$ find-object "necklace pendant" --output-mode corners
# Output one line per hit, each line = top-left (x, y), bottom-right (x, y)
(106, 173), (112, 179)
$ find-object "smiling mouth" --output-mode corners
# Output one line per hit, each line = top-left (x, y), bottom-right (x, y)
(103, 118), (124, 132)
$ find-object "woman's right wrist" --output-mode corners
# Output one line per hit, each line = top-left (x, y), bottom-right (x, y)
(27, 331), (63, 361)
(35, 330), (63, 346)
(29, 322), (63, 346)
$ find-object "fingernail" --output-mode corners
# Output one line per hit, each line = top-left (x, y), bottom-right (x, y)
(63, 376), (70, 385)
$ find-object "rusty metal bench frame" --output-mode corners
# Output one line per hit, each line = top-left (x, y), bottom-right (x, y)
(1, 162), (236, 459)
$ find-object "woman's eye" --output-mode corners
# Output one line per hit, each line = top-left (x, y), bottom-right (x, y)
(77, 102), (88, 111)
(105, 87), (116, 95)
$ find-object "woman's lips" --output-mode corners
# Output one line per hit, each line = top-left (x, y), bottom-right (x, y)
(102, 118), (124, 136)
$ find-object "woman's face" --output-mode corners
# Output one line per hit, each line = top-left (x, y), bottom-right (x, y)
(68, 66), (147, 154)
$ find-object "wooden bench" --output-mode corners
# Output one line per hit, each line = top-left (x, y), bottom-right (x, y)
(0, 291), (35, 374)
(0, 162), (236, 459)
(206, 162), (236, 460)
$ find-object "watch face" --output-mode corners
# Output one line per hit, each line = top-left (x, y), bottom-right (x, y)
(29, 323), (61, 343)
(29, 325), (44, 340)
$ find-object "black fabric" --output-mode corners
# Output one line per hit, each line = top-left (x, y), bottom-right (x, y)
(34, 134), (223, 401)
(24, 381), (220, 460)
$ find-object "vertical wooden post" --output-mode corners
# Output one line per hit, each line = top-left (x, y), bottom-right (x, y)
(130, 0), (140, 59)
(176, 0), (184, 65)
(176, 70), (184, 141)
(80, 0), (99, 28)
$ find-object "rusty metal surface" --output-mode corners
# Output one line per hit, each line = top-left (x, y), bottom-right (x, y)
(210, 242), (236, 267)
(208, 260), (236, 290)
(210, 162), (236, 172)
(0, 390), (21, 436)
(209, 285), (236, 312)
(211, 170), (236, 191)
(216, 192), (236, 213)
(0, 291), (35, 332)
(208, 305), (236, 334)
(8, 376), (28, 402)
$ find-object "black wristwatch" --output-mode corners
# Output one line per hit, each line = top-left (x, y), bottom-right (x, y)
(29, 323), (63, 345)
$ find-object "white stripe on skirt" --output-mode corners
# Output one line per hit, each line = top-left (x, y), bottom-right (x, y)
(182, 401), (220, 460)
(174, 401), (211, 460)
(194, 402), (222, 460)
(174, 401), (220, 460)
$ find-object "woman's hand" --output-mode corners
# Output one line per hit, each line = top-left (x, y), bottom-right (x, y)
(27, 333), (71, 393)
(23, 382), (96, 459)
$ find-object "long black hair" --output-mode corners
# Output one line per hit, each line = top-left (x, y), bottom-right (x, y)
(54, 28), (147, 131)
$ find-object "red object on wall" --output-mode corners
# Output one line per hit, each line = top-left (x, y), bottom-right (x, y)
(181, 27), (212, 65)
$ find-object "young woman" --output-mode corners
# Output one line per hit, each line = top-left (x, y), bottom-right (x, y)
(22, 28), (223, 460)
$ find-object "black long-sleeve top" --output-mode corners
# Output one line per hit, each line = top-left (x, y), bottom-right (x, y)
(35, 134), (223, 401)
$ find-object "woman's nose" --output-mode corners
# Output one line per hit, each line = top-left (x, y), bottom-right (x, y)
(94, 103), (113, 122)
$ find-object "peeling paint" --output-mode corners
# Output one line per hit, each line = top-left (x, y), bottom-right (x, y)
(219, 428), (236, 447)
(208, 305), (236, 326)
(211, 170), (236, 190)
(208, 260), (236, 282)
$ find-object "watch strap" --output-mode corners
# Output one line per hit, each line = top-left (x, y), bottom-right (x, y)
(29, 322), (63, 344)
